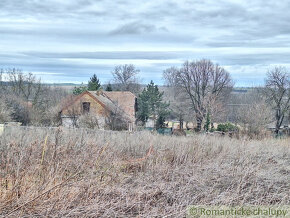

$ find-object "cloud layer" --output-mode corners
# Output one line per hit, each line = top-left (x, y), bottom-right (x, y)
(0, 0), (290, 86)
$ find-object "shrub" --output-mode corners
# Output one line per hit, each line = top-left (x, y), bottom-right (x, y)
(209, 127), (216, 132)
(78, 113), (100, 129)
(217, 122), (238, 132)
(0, 98), (11, 122)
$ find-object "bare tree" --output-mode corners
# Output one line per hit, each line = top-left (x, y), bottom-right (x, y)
(265, 66), (290, 136)
(164, 60), (233, 131)
(6, 69), (42, 104)
(164, 67), (195, 130)
(0, 97), (11, 122)
(0, 69), (69, 126)
(206, 93), (228, 127)
(111, 64), (140, 93)
(0, 69), (69, 125)
(237, 89), (273, 138)
(0, 71), (8, 121)
(163, 85), (192, 129)
(106, 105), (128, 130)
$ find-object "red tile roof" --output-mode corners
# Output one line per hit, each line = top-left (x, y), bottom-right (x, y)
(102, 91), (136, 121)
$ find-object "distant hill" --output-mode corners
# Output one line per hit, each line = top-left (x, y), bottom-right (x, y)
(43, 83), (83, 86)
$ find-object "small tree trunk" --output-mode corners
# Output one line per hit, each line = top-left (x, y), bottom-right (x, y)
(196, 116), (203, 132)
(274, 128), (279, 137)
(153, 114), (157, 130)
(275, 109), (284, 137)
(179, 115), (183, 130)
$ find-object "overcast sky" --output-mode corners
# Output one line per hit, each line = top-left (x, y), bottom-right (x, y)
(1, 0), (290, 86)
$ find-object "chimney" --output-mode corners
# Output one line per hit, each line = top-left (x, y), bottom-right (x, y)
(96, 90), (103, 96)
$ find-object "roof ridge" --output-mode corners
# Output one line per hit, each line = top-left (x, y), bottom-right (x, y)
(103, 90), (137, 98)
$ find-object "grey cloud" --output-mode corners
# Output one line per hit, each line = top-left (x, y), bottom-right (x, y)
(109, 22), (167, 35)
(1, 0), (290, 85)
(0, 51), (284, 86)
(23, 50), (290, 67)
(22, 51), (189, 60)
(222, 53), (290, 66)
(0, 0), (96, 17)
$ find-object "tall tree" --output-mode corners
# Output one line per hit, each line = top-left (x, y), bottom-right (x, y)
(163, 67), (193, 129)
(111, 64), (140, 93)
(88, 74), (101, 91)
(164, 59), (233, 131)
(105, 83), (113, 91)
(6, 69), (42, 104)
(0, 69), (44, 125)
(265, 66), (290, 136)
(137, 81), (169, 128)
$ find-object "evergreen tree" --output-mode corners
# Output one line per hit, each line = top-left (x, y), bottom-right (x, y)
(105, 83), (113, 91)
(88, 74), (101, 91)
(204, 112), (210, 132)
(73, 83), (87, 95)
(137, 81), (169, 128)
(156, 110), (167, 129)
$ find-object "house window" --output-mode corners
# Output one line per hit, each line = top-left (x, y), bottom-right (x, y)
(82, 102), (90, 113)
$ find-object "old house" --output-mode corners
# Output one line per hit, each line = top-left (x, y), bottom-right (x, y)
(60, 90), (137, 130)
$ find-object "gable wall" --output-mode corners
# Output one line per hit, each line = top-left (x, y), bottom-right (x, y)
(61, 93), (109, 117)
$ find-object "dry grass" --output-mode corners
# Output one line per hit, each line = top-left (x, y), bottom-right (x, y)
(0, 127), (289, 217)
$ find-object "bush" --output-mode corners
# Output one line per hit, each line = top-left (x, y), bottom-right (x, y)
(209, 128), (216, 132)
(217, 122), (238, 132)
(0, 97), (11, 123)
(78, 113), (100, 129)
(237, 98), (273, 138)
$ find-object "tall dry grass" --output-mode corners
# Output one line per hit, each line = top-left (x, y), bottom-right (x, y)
(0, 127), (289, 217)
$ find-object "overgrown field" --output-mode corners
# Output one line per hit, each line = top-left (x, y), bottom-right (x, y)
(0, 127), (289, 217)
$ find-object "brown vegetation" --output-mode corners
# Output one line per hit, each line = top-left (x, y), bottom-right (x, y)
(0, 69), (69, 126)
(0, 127), (289, 217)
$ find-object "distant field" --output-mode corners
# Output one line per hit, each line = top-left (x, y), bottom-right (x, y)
(0, 127), (289, 217)
(43, 83), (77, 91)
(43, 83), (252, 93)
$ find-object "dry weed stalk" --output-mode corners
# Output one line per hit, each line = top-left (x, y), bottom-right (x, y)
(0, 127), (289, 217)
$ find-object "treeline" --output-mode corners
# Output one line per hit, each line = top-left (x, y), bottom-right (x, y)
(72, 64), (140, 95)
(162, 60), (289, 137)
(0, 59), (289, 137)
(0, 69), (68, 126)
